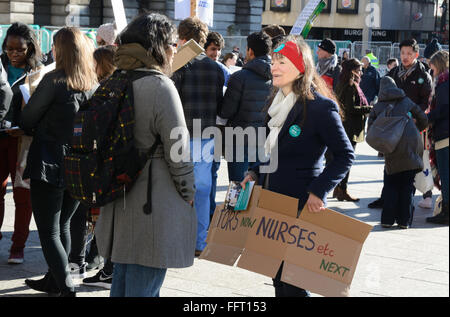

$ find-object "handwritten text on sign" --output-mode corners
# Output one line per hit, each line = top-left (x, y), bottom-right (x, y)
(215, 209), (350, 279)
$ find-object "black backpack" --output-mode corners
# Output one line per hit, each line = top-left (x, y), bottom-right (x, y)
(64, 70), (159, 213)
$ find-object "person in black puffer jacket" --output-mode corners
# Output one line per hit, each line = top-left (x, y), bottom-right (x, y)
(368, 76), (428, 229)
(218, 31), (272, 182)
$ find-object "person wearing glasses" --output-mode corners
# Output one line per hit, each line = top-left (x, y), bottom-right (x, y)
(0, 22), (43, 265)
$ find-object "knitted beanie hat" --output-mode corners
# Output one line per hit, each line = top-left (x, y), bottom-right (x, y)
(318, 38), (336, 55)
(97, 23), (118, 45)
(424, 38), (442, 59)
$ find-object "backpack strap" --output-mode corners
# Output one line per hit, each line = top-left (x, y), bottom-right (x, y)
(143, 134), (162, 215)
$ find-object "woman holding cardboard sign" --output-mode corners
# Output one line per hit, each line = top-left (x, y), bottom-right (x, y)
(241, 37), (355, 297)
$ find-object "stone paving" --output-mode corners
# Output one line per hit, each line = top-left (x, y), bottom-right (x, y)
(0, 142), (448, 297)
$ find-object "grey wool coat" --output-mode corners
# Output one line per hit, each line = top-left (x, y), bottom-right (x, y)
(95, 69), (197, 269)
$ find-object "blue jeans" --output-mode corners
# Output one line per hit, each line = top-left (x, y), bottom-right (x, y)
(110, 263), (167, 297)
(210, 161), (220, 217)
(436, 146), (449, 204)
(190, 139), (214, 251)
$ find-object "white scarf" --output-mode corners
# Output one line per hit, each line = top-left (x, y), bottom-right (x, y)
(264, 90), (298, 156)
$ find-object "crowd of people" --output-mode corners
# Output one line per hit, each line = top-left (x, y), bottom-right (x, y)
(0, 15), (448, 298)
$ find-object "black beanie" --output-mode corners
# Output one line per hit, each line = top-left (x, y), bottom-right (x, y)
(424, 38), (441, 59)
(318, 38), (336, 55)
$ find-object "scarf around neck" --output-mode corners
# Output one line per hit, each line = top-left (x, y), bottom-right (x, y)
(316, 54), (338, 77)
(397, 60), (418, 81)
(114, 43), (163, 72)
(264, 90), (298, 156)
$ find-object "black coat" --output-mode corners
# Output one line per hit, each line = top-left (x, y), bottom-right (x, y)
(335, 81), (372, 143)
(360, 64), (380, 104)
(388, 61), (432, 112)
(20, 70), (97, 187)
(219, 55), (272, 129)
(250, 92), (355, 211)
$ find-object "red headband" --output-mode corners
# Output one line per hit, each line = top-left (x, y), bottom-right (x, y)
(273, 41), (305, 74)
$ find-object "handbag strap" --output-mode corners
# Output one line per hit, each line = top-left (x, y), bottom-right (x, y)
(143, 134), (162, 215)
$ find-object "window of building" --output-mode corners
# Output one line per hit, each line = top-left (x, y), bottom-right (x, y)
(270, 0), (291, 12)
(336, 0), (359, 14)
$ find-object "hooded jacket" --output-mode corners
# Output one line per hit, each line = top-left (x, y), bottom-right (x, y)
(218, 55), (272, 129)
(368, 76), (428, 175)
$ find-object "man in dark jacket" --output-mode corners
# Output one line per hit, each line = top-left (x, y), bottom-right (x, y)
(369, 39), (433, 209)
(388, 38), (434, 209)
(218, 31), (272, 182)
(388, 39), (432, 112)
(316, 38), (341, 92)
(360, 56), (380, 104)
(172, 17), (224, 256)
(0, 62), (13, 122)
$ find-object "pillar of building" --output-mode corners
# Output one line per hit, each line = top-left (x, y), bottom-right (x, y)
(0, 0), (34, 25)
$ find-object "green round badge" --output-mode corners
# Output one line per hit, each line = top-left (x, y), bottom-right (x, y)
(289, 124), (302, 137)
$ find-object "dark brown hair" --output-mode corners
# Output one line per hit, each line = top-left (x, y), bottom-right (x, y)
(94, 45), (117, 82)
(339, 58), (363, 85)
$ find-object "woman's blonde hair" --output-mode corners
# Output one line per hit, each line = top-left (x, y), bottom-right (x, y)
(268, 36), (340, 122)
(53, 27), (97, 91)
(429, 50), (449, 76)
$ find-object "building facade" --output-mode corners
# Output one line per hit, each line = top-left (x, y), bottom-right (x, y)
(262, 0), (446, 44)
(0, 0), (264, 36)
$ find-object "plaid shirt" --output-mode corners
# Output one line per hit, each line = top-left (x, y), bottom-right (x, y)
(172, 53), (224, 137)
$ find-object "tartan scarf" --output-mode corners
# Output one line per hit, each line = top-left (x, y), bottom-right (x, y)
(397, 60), (418, 81)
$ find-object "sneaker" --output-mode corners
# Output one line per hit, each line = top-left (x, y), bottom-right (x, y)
(82, 269), (112, 289)
(381, 224), (393, 228)
(69, 262), (87, 279)
(8, 250), (24, 264)
(418, 197), (433, 209)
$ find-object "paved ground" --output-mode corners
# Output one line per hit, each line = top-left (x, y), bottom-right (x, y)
(0, 142), (448, 297)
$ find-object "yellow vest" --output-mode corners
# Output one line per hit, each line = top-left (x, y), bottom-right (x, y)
(366, 53), (379, 68)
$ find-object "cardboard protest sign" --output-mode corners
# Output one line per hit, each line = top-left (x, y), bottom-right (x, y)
(200, 186), (373, 297)
(172, 39), (204, 72)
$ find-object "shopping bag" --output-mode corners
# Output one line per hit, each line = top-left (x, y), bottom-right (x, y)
(414, 131), (434, 194)
(414, 149), (434, 194)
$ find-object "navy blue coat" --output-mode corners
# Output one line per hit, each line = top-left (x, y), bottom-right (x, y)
(251, 92), (355, 212)
(360, 64), (380, 104)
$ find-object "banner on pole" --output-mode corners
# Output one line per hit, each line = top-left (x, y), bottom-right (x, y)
(175, 0), (191, 20)
(175, 0), (214, 27)
(290, 0), (326, 38)
(111, 0), (127, 33)
(197, 0), (214, 27)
